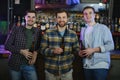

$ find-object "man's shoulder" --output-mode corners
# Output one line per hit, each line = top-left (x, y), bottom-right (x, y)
(46, 29), (56, 33)
(68, 29), (77, 35)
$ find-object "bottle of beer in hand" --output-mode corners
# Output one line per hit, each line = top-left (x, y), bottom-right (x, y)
(60, 37), (64, 53)
(80, 40), (85, 50)
(29, 41), (35, 53)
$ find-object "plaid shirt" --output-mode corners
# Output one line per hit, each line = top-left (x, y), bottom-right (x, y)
(41, 28), (80, 75)
(5, 26), (41, 71)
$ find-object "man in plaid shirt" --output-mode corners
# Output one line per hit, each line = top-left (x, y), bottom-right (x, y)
(40, 9), (80, 80)
(5, 10), (41, 80)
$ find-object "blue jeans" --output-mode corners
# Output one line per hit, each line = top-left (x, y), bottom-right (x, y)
(10, 65), (38, 80)
(84, 69), (109, 80)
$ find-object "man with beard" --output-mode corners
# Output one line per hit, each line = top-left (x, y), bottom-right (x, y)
(5, 10), (41, 80)
(40, 9), (80, 80)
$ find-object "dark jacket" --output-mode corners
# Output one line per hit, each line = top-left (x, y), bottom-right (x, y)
(5, 26), (41, 71)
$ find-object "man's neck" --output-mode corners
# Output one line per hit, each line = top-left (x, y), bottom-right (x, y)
(87, 21), (96, 27)
(26, 25), (32, 29)
(58, 26), (66, 32)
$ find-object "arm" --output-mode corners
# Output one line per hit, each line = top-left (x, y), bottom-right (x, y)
(100, 27), (114, 52)
(79, 26), (114, 57)
(72, 33), (80, 55)
(5, 26), (21, 54)
(40, 32), (55, 56)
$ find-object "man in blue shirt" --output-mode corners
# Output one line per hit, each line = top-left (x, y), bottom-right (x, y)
(79, 6), (114, 80)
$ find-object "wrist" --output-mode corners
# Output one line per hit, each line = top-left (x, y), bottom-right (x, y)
(20, 50), (23, 54)
(33, 51), (38, 55)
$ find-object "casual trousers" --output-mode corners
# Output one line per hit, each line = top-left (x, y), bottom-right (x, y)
(45, 69), (73, 80)
(84, 69), (109, 80)
(10, 65), (38, 80)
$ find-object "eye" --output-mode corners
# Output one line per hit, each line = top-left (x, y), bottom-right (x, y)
(57, 16), (61, 19)
(83, 13), (87, 15)
(63, 16), (67, 19)
(27, 16), (30, 18)
(89, 12), (92, 14)
(32, 16), (36, 19)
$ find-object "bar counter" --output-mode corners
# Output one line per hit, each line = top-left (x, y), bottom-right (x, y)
(0, 50), (120, 80)
(111, 50), (120, 59)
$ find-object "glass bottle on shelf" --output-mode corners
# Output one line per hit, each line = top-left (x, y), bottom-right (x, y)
(114, 17), (118, 32)
(118, 18), (120, 32)
(111, 19), (114, 32)
(115, 37), (120, 50)
(40, 16), (46, 32)
(21, 17), (25, 26)
(13, 15), (16, 26)
(17, 16), (21, 27)
(95, 14), (100, 23)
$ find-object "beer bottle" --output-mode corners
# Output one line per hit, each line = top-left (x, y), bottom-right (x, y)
(60, 37), (64, 52)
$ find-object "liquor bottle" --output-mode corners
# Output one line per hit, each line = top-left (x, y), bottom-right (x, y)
(13, 15), (16, 25)
(40, 16), (46, 32)
(107, 17), (112, 31)
(114, 17), (118, 32)
(80, 40), (85, 50)
(49, 18), (55, 29)
(76, 22), (81, 33)
(69, 22), (73, 30)
(111, 20), (114, 32)
(118, 18), (120, 32)
(45, 22), (50, 30)
(21, 17), (25, 26)
(95, 14), (100, 23)
(40, 22), (46, 32)
(115, 37), (120, 50)
(73, 22), (77, 32)
(17, 16), (21, 27)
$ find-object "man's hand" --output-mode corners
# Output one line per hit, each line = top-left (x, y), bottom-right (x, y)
(79, 48), (94, 58)
(53, 47), (63, 54)
(29, 51), (38, 65)
(20, 49), (33, 60)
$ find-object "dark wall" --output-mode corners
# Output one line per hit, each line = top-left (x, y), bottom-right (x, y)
(13, 0), (31, 16)
(113, 0), (120, 18)
(0, 0), (7, 20)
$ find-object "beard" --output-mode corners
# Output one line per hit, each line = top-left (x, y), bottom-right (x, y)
(57, 21), (67, 27)
(27, 23), (34, 26)
(27, 21), (35, 26)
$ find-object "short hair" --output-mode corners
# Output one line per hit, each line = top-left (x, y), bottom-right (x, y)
(24, 10), (37, 16)
(55, 9), (69, 18)
(82, 6), (95, 13)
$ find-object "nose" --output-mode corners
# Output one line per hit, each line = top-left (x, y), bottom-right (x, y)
(60, 18), (64, 21)
(29, 17), (33, 20)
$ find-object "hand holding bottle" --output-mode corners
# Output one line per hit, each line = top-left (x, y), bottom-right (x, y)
(20, 49), (33, 60)
(53, 47), (63, 54)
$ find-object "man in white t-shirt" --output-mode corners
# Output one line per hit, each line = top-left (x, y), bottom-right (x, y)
(79, 6), (114, 80)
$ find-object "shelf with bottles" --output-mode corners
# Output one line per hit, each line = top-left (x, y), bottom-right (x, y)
(36, 11), (120, 36)
(35, 11), (86, 33)
(12, 15), (26, 27)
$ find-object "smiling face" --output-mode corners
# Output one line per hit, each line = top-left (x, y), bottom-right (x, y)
(56, 12), (68, 28)
(25, 12), (36, 26)
(83, 8), (95, 23)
